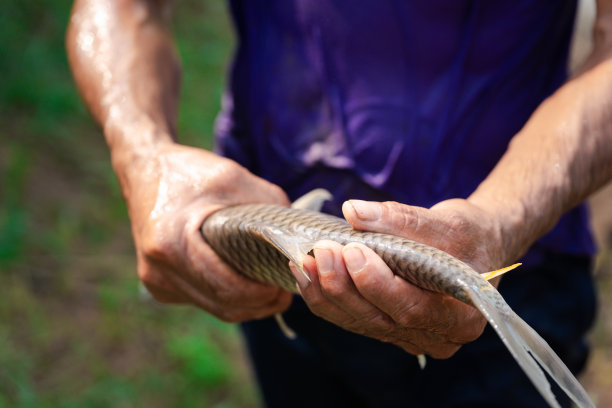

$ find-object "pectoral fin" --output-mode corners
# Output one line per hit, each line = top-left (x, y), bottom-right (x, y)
(251, 224), (316, 287)
(481, 263), (522, 281)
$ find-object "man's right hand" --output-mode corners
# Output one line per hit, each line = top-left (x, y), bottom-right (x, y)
(67, 0), (292, 322)
(122, 142), (293, 322)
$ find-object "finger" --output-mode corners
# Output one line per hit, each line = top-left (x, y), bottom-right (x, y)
(146, 223), (293, 321)
(186, 221), (292, 309)
(293, 254), (358, 326)
(342, 200), (449, 245)
(172, 268), (293, 322)
(343, 242), (440, 328)
(314, 241), (394, 331)
(137, 253), (190, 303)
(342, 244), (470, 356)
(345, 243), (485, 345)
(141, 246), (284, 319)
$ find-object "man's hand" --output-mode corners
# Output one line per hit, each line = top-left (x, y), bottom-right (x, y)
(67, 0), (292, 323)
(294, 199), (505, 358)
(125, 143), (292, 322)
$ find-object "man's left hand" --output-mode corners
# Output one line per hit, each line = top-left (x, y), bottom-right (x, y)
(294, 199), (506, 358)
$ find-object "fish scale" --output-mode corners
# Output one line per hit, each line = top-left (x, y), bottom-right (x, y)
(204, 204), (472, 296)
(201, 203), (595, 408)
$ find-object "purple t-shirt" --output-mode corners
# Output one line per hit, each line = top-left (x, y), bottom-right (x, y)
(215, 0), (594, 263)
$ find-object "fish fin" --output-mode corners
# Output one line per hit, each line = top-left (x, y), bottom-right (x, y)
(417, 354), (427, 370)
(481, 263), (522, 281)
(291, 188), (333, 211)
(463, 284), (594, 408)
(274, 313), (297, 339)
(251, 224), (316, 287)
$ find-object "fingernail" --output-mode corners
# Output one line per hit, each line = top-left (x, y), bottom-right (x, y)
(343, 245), (366, 274)
(314, 247), (333, 276)
(289, 262), (310, 289)
(349, 200), (381, 222)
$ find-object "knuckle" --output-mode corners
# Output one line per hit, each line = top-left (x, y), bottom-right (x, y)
(267, 183), (289, 204)
(213, 159), (246, 187)
(385, 201), (420, 233)
(137, 262), (156, 285)
(141, 226), (173, 262)
(446, 212), (470, 238)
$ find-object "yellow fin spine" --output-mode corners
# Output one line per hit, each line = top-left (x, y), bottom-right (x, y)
(481, 263), (522, 281)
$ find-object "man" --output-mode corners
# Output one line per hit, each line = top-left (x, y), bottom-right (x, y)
(67, 1), (612, 406)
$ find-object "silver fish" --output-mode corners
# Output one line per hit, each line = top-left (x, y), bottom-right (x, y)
(201, 189), (595, 408)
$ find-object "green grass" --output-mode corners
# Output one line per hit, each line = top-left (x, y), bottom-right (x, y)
(0, 1), (259, 407)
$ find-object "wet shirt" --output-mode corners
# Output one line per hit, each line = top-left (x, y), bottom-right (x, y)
(214, 0), (595, 263)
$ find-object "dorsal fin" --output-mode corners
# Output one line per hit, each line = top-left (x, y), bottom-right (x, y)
(291, 188), (332, 211)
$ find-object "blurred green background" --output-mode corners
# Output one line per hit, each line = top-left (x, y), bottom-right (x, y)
(1, 1), (260, 407)
(1, 0), (612, 407)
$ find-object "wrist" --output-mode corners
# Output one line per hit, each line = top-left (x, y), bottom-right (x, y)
(103, 107), (176, 197)
(467, 192), (530, 265)
(103, 98), (176, 148)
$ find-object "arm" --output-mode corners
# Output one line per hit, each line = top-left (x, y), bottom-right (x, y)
(66, 0), (292, 321)
(469, 2), (612, 265)
(296, 1), (612, 357)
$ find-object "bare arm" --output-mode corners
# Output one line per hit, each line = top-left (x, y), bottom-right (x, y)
(469, 3), (612, 265)
(67, 0), (292, 320)
(67, 0), (179, 155)
(297, 1), (612, 357)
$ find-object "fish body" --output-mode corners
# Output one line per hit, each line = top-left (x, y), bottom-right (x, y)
(201, 196), (595, 408)
(203, 203), (478, 302)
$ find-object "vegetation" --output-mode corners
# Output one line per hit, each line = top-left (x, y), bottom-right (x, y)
(0, 1), (259, 407)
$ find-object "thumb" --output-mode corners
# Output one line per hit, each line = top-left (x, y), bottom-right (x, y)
(342, 200), (448, 244)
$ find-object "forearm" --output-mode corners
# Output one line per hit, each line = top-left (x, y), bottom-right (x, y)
(66, 0), (180, 189)
(469, 55), (612, 263)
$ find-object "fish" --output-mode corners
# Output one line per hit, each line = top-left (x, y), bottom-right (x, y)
(200, 189), (595, 408)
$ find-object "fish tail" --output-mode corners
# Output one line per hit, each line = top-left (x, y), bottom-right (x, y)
(464, 285), (594, 408)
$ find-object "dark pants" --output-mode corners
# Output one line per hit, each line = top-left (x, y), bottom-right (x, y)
(241, 253), (596, 408)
